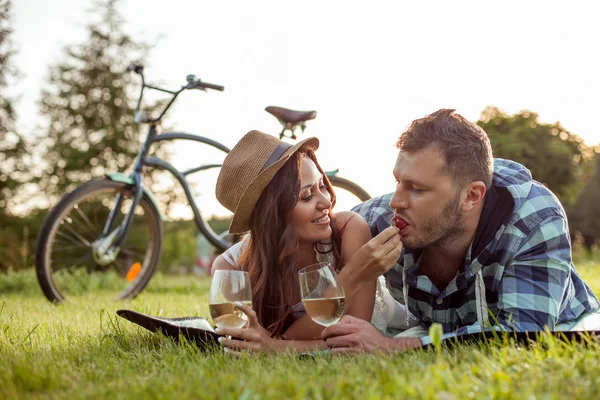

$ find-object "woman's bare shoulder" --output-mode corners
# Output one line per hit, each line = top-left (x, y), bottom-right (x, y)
(210, 253), (237, 276)
(334, 210), (369, 231)
(334, 211), (372, 263)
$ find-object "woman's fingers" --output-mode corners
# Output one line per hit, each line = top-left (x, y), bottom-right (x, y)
(379, 229), (402, 255)
(373, 226), (400, 245)
(219, 336), (257, 351)
(215, 326), (247, 339)
(234, 301), (259, 325)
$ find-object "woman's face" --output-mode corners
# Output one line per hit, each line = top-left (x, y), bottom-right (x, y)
(290, 157), (333, 245)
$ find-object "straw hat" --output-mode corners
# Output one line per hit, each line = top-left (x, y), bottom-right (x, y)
(216, 130), (319, 233)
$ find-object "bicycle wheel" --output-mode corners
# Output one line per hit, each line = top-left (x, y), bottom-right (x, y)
(327, 175), (371, 211)
(35, 179), (163, 303)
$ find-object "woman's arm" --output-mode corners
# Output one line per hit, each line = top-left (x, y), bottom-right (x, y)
(210, 254), (236, 276)
(211, 237), (248, 276)
(282, 211), (375, 340)
(337, 211), (376, 321)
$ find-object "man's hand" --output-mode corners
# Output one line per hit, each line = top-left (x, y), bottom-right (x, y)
(321, 315), (422, 354)
(338, 226), (403, 297)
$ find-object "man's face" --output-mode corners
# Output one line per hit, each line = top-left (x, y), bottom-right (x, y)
(389, 147), (466, 249)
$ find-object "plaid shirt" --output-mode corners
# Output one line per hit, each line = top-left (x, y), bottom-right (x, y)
(353, 159), (599, 345)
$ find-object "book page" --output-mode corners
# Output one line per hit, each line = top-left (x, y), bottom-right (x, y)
(167, 318), (215, 332)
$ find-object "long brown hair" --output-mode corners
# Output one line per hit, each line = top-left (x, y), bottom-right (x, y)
(238, 149), (344, 336)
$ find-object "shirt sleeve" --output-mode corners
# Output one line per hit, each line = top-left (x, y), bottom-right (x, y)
(221, 235), (250, 268)
(419, 214), (573, 345)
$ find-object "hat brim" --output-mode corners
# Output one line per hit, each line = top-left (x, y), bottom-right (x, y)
(228, 136), (319, 234)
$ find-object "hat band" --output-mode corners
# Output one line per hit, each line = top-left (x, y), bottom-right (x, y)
(261, 142), (292, 172)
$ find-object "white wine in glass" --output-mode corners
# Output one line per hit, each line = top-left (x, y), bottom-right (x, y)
(209, 270), (252, 329)
(299, 262), (345, 327)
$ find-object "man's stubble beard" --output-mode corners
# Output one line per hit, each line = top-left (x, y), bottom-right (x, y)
(404, 191), (466, 250)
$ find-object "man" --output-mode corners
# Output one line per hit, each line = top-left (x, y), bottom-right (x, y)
(327, 109), (600, 353)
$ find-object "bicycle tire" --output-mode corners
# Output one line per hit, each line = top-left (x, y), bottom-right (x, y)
(35, 179), (163, 303)
(328, 175), (371, 203)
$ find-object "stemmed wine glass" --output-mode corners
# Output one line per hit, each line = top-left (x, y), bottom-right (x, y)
(298, 262), (345, 326)
(208, 270), (252, 329)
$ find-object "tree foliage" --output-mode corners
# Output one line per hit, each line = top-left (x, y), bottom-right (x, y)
(478, 107), (589, 206)
(569, 152), (600, 249)
(37, 0), (169, 201)
(0, 0), (28, 213)
(0, 0), (34, 272)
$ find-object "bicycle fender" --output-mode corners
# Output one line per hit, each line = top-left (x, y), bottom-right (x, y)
(105, 173), (166, 221)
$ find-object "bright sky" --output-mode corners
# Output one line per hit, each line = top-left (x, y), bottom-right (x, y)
(11, 0), (600, 218)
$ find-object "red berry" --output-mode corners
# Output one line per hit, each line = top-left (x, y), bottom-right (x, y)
(391, 216), (407, 230)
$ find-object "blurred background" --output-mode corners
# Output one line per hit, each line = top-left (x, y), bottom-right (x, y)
(1, 0), (599, 274)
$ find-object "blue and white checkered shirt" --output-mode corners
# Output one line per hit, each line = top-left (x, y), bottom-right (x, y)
(352, 159), (599, 345)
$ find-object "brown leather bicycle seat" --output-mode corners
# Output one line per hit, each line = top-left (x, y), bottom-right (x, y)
(265, 106), (317, 124)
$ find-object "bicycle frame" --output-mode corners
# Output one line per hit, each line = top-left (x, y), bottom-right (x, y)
(146, 132), (230, 250)
(97, 67), (230, 259)
(102, 125), (232, 253)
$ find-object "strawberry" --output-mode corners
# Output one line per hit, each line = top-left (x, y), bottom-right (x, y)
(391, 215), (407, 230)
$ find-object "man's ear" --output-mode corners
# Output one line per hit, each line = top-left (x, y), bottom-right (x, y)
(460, 181), (486, 212)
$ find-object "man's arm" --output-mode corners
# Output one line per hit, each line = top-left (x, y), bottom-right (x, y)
(321, 315), (422, 353)
(324, 214), (577, 351)
(421, 214), (574, 345)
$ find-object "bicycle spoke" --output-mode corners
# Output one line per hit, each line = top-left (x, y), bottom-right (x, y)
(55, 229), (91, 247)
(119, 248), (147, 259)
(50, 253), (94, 271)
(53, 235), (94, 246)
(51, 242), (92, 252)
(60, 220), (93, 246)
(108, 257), (130, 276)
(72, 204), (101, 238)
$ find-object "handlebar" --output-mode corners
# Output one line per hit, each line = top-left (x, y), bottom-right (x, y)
(126, 65), (224, 124)
(199, 81), (225, 91)
(185, 74), (224, 92)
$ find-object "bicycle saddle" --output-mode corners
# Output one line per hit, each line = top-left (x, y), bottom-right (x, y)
(265, 106), (317, 125)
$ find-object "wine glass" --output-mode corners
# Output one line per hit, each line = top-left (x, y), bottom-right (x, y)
(208, 270), (252, 329)
(298, 262), (345, 326)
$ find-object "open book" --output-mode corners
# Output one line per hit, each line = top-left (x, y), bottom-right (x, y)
(116, 309), (220, 348)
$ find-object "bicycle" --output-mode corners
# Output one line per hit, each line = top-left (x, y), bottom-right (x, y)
(35, 66), (372, 303)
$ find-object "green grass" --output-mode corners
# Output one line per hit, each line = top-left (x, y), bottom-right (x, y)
(2, 257), (600, 399)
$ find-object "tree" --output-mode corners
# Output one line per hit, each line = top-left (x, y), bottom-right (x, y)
(0, 0), (27, 214)
(569, 152), (600, 249)
(37, 0), (169, 202)
(478, 107), (590, 206)
(0, 0), (33, 272)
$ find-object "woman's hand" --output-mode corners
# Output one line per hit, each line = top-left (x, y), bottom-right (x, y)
(215, 301), (278, 356)
(338, 226), (402, 298)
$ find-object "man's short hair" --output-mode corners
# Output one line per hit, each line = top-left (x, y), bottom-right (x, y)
(396, 109), (494, 188)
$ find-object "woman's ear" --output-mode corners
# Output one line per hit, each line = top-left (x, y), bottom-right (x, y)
(460, 181), (486, 212)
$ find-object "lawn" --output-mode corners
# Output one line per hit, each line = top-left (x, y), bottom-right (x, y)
(2, 254), (600, 399)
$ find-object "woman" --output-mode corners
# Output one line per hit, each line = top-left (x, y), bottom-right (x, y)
(212, 130), (411, 354)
